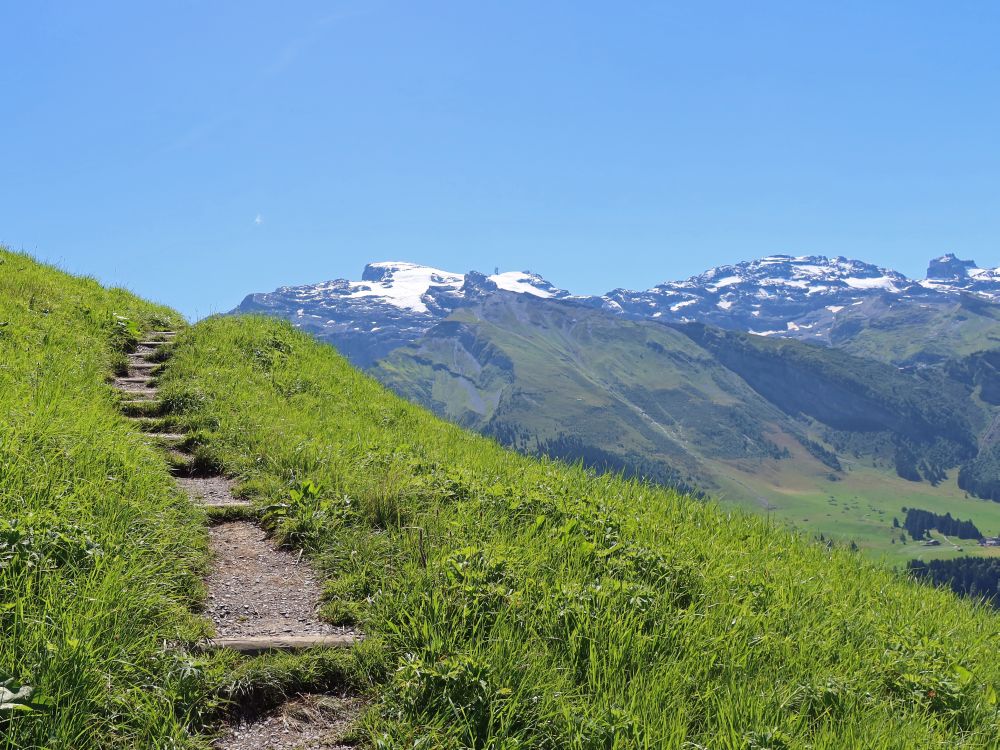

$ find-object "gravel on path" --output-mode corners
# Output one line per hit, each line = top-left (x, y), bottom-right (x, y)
(214, 694), (362, 750)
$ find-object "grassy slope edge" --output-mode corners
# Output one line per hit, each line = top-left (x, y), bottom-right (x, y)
(161, 314), (1000, 749)
(0, 250), (210, 748)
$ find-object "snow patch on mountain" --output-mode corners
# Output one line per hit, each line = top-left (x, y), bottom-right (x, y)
(343, 262), (464, 313)
(489, 271), (558, 297)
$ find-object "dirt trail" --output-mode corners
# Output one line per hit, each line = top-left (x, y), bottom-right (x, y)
(206, 521), (349, 639)
(115, 331), (361, 748)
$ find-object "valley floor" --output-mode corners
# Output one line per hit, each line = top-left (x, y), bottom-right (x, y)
(712, 461), (1000, 564)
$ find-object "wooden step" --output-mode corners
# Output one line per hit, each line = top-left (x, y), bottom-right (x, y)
(195, 634), (357, 655)
(137, 340), (169, 347)
(200, 498), (253, 508)
(117, 376), (154, 384)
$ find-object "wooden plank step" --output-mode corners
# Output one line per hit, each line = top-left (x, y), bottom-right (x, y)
(195, 634), (357, 655)
(117, 376), (154, 384)
(124, 415), (171, 428)
(119, 391), (159, 400)
(121, 401), (163, 417)
(137, 340), (169, 347)
(145, 432), (187, 442)
(200, 499), (253, 508)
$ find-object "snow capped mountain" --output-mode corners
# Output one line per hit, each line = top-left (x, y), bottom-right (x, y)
(264, 261), (564, 315)
(602, 254), (928, 339)
(235, 261), (569, 366)
(234, 253), (1000, 365)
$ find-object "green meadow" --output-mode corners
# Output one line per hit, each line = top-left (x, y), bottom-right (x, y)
(711, 460), (1000, 565)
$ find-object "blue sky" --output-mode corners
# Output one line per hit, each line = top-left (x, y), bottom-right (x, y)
(2, 2), (999, 319)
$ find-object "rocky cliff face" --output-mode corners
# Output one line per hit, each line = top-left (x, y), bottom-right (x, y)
(922, 253), (1000, 300)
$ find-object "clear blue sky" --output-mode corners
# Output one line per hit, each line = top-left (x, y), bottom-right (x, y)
(2, 2), (999, 319)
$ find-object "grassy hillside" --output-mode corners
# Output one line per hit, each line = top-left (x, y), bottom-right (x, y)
(0, 250), (210, 748)
(374, 295), (1000, 563)
(376, 296), (800, 493)
(679, 322), (983, 465)
(160, 314), (1000, 749)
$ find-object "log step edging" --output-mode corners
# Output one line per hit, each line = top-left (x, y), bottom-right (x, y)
(194, 634), (358, 655)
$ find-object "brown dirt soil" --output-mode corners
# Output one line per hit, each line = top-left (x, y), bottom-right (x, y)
(176, 476), (247, 507)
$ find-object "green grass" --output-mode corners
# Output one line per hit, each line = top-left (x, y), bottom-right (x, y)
(0, 250), (218, 748)
(159, 314), (1000, 749)
(375, 296), (794, 491)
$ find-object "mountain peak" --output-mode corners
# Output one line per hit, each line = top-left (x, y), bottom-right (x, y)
(347, 262), (462, 314)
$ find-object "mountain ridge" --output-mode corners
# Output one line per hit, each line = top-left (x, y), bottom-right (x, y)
(235, 252), (1000, 366)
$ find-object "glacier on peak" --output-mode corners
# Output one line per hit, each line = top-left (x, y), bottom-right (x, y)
(270, 262), (567, 316)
